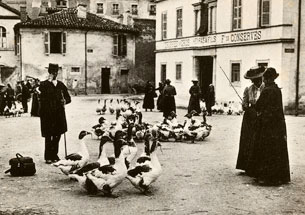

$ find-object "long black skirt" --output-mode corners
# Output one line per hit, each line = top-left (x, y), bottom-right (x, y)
(236, 107), (257, 172)
(163, 96), (176, 118)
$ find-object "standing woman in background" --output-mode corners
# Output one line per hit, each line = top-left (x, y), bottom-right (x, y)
(205, 84), (215, 116)
(236, 66), (265, 174)
(248, 68), (290, 185)
(156, 82), (164, 112)
(162, 79), (177, 118)
(142, 81), (155, 112)
(187, 79), (202, 115)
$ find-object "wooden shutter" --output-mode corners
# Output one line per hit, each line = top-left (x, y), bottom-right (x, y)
(113, 35), (118, 56)
(197, 2), (208, 36)
(261, 0), (270, 26)
(44, 31), (49, 55)
(122, 35), (127, 56)
(62, 31), (67, 55)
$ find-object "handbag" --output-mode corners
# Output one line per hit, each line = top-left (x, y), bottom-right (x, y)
(5, 153), (36, 176)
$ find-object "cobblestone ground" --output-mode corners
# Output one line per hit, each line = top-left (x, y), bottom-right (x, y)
(0, 95), (305, 215)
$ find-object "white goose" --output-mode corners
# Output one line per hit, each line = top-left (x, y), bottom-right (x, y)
(85, 139), (130, 197)
(126, 129), (162, 194)
(52, 131), (91, 175)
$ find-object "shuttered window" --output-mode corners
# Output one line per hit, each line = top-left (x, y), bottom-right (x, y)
(44, 31), (49, 55)
(44, 31), (66, 55)
(113, 34), (127, 57)
(62, 31), (66, 55)
(176, 64), (182, 81)
(161, 12), (167, 40)
(260, 0), (270, 26)
(176, 8), (183, 38)
(232, 0), (242, 30)
(0, 27), (7, 48)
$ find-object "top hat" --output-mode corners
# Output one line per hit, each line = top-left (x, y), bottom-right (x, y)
(192, 79), (199, 82)
(263, 67), (279, 80)
(244, 66), (266, 79)
(48, 63), (59, 74)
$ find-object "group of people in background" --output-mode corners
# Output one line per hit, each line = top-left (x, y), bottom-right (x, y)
(142, 78), (215, 118)
(0, 78), (40, 116)
(236, 66), (290, 186)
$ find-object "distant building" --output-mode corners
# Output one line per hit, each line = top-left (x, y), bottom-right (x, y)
(155, 0), (305, 114)
(14, 5), (139, 94)
(0, 1), (21, 85)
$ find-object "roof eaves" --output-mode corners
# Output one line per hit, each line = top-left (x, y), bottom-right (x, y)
(0, 2), (21, 16)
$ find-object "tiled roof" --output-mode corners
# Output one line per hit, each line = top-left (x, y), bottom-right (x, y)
(0, 1), (21, 16)
(14, 8), (139, 34)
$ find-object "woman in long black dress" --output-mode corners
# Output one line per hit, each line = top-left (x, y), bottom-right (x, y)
(142, 81), (155, 112)
(188, 79), (201, 114)
(248, 68), (290, 185)
(156, 82), (164, 112)
(236, 66), (265, 173)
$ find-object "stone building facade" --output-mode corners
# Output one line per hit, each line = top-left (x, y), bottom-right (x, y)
(155, 0), (304, 114)
(14, 6), (139, 94)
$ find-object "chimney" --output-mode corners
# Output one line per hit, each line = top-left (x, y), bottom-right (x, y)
(20, 6), (28, 22)
(122, 10), (134, 26)
(77, 4), (87, 19)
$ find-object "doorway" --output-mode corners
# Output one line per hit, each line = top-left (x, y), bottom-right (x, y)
(101, 68), (110, 94)
(120, 69), (129, 93)
(197, 56), (213, 98)
(161, 64), (166, 83)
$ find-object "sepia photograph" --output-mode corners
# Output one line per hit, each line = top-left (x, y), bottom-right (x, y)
(0, 0), (304, 214)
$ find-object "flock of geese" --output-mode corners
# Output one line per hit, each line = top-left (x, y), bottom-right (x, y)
(52, 98), (212, 197)
(3, 102), (24, 117)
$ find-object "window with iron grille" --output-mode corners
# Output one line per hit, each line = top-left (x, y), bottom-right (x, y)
(231, 63), (240, 82)
(131, 4), (138, 15)
(112, 4), (119, 15)
(113, 35), (127, 57)
(176, 8), (183, 38)
(0, 27), (7, 48)
(149, 5), (156, 15)
(97, 3), (103, 14)
(232, 0), (242, 30)
(176, 64), (182, 81)
(161, 12), (167, 40)
(260, 0), (270, 26)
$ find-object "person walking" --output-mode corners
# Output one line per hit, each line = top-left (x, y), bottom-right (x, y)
(187, 79), (202, 115)
(156, 82), (164, 112)
(142, 81), (156, 112)
(248, 67), (290, 185)
(205, 84), (215, 116)
(21, 81), (30, 113)
(162, 79), (176, 118)
(5, 84), (15, 109)
(31, 79), (40, 117)
(236, 66), (265, 174)
(72, 79), (78, 96)
(39, 63), (71, 164)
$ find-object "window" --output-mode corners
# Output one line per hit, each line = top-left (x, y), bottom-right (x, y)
(112, 4), (119, 15)
(161, 64), (166, 83)
(209, 5), (217, 33)
(97, 3), (103, 14)
(176, 64), (182, 81)
(176, 8), (183, 38)
(131, 4), (138, 15)
(56, 0), (67, 8)
(149, 5), (156, 15)
(113, 34), (127, 57)
(161, 12), (167, 40)
(231, 63), (240, 82)
(194, 9), (200, 35)
(71, 67), (80, 73)
(260, 0), (270, 26)
(44, 31), (67, 55)
(15, 34), (20, 55)
(232, 0), (242, 30)
(0, 27), (7, 48)
(258, 62), (268, 68)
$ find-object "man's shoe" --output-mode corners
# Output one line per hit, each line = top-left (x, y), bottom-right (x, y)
(45, 160), (52, 164)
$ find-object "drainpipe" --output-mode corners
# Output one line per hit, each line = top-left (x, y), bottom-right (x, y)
(19, 33), (22, 81)
(295, 0), (302, 116)
(84, 31), (88, 95)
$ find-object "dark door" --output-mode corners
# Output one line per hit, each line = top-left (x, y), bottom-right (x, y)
(120, 69), (129, 93)
(198, 56), (213, 98)
(101, 68), (110, 94)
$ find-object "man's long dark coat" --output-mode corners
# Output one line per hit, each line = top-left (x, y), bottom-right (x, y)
(39, 80), (71, 137)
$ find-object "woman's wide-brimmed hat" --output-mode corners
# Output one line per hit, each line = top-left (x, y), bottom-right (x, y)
(244, 66), (266, 79)
(48, 63), (59, 74)
(263, 67), (279, 80)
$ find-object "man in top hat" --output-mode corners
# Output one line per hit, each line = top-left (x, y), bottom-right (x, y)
(236, 66), (265, 174)
(162, 79), (177, 118)
(188, 79), (202, 115)
(247, 67), (290, 185)
(38, 63), (71, 164)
